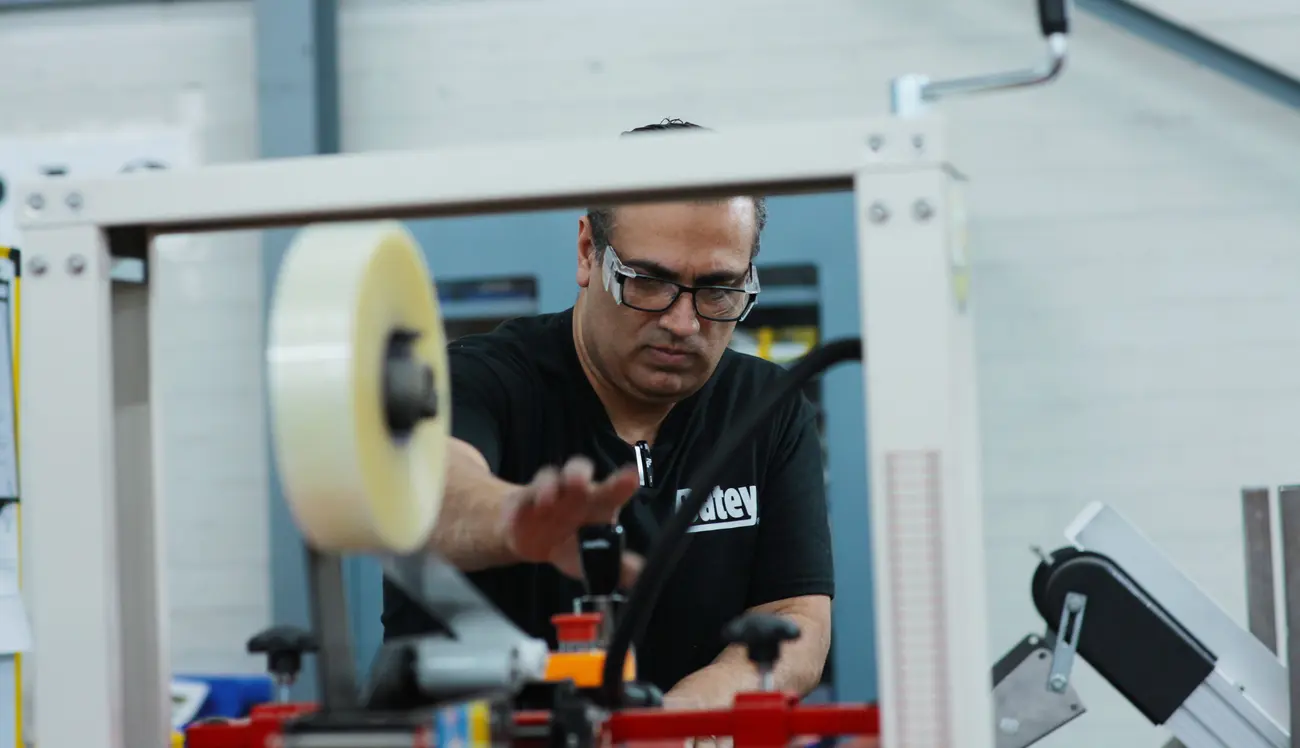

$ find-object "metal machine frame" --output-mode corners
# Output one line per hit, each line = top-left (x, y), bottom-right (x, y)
(15, 113), (984, 748)
(13, 4), (1073, 746)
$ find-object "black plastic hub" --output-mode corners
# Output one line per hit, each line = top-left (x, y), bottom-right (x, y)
(383, 328), (438, 439)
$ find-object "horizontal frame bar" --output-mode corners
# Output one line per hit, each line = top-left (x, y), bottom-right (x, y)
(14, 117), (945, 236)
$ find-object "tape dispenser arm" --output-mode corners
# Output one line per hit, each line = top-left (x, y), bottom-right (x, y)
(265, 220), (547, 712)
(367, 554), (551, 710)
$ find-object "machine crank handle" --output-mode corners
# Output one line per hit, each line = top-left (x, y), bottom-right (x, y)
(891, 0), (1072, 115)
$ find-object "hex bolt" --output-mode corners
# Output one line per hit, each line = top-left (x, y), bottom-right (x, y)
(65, 192), (83, 210)
(868, 202), (890, 224)
(25, 194), (44, 212)
(1049, 673), (1068, 692)
(29, 257), (48, 276)
(67, 255), (86, 275)
(913, 199), (935, 222)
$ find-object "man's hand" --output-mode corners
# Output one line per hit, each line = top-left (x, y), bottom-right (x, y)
(499, 456), (644, 588)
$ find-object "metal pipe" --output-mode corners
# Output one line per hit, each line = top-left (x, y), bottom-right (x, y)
(922, 33), (1068, 103)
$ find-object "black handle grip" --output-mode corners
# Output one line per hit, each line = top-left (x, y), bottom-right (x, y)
(247, 625), (318, 678)
(1038, 0), (1070, 35)
(578, 524), (624, 596)
(722, 613), (801, 668)
(621, 681), (664, 708)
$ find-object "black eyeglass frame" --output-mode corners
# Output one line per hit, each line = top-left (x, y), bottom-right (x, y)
(600, 245), (761, 323)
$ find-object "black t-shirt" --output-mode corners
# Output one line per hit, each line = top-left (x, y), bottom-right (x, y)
(381, 308), (834, 693)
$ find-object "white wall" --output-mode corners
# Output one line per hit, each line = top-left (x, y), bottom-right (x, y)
(0, 1), (267, 676)
(3, 0), (1300, 745)
(1134, 0), (1300, 79)
(340, 0), (1300, 745)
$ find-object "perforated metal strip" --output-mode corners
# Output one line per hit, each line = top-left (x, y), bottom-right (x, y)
(886, 450), (951, 748)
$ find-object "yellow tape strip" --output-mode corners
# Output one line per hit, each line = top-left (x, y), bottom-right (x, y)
(1, 247), (21, 748)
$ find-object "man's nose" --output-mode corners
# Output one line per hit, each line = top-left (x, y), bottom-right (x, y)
(659, 293), (700, 336)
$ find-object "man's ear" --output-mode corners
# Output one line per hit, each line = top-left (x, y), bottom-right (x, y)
(577, 215), (597, 288)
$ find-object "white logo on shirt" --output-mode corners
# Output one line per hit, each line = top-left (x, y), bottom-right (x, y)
(674, 486), (759, 533)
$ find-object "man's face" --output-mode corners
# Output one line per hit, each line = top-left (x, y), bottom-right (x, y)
(576, 198), (757, 404)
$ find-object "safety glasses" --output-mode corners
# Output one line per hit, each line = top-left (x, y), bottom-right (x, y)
(601, 245), (760, 322)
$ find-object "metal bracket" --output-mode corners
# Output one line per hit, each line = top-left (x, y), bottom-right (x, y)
(366, 553), (550, 707)
(1047, 591), (1086, 693)
(992, 633), (1087, 748)
(304, 546), (360, 711)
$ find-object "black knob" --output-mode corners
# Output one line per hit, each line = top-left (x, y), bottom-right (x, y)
(247, 625), (318, 682)
(578, 524), (624, 597)
(1038, 0), (1070, 36)
(621, 681), (664, 708)
(722, 613), (801, 670)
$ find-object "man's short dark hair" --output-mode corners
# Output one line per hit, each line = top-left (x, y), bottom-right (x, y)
(586, 118), (768, 260)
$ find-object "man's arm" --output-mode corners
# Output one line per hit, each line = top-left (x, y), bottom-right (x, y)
(427, 435), (642, 580)
(669, 393), (835, 707)
(663, 594), (831, 708)
(424, 437), (522, 570)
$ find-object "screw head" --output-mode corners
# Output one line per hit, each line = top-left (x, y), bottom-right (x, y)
(912, 134), (926, 152)
(913, 199), (935, 222)
(25, 194), (44, 212)
(67, 255), (86, 275)
(868, 202), (890, 224)
(867, 134), (885, 152)
(65, 192), (83, 210)
(29, 257), (47, 276)
(999, 717), (1020, 734)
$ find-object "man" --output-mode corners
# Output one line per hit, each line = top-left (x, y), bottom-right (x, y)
(382, 119), (834, 709)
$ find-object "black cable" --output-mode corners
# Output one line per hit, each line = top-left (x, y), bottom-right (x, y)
(600, 337), (863, 706)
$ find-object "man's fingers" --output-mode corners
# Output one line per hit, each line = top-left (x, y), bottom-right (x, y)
(521, 460), (638, 544)
(530, 466), (560, 508)
(618, 551), (645, 590)
(594, 465), (642, 516)
(560, 455), (595, 486)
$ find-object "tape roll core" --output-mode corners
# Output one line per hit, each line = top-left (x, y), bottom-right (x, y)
(267, 221), (451, 554)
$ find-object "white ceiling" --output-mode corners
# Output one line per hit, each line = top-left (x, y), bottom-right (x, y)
(1131, 0), (1300, 80)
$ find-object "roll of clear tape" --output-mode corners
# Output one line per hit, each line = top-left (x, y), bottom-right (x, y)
(266, 221), (451, 553)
